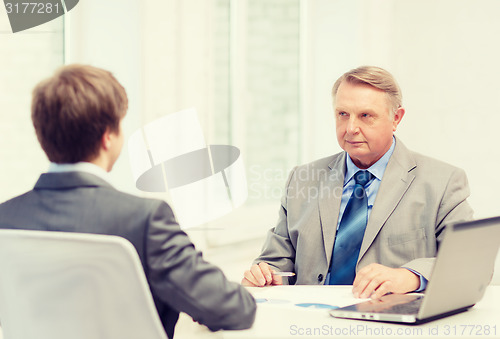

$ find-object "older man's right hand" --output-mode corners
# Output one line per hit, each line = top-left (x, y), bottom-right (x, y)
(241, 262), (283, 287)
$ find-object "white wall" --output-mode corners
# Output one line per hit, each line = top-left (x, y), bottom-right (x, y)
(306, 0), (500, 220)
(0, 10), (62, 202)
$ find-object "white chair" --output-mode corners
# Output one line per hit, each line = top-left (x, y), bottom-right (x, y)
(0, 229), (168, 339)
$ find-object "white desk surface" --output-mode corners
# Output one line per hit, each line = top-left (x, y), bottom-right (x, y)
(0, 286), (497, 339)
(175, 285), (500, 339)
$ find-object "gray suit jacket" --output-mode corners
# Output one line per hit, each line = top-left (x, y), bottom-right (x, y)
(0, 172), (256, 339)
(255, 138), (473, 285)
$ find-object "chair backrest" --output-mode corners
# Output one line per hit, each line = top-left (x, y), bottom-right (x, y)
(0, 229), (168, 339)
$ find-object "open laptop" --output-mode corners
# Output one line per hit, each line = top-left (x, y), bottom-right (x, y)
(329, 216), (500, 324)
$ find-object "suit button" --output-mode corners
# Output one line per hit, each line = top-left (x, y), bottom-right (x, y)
(317, 274), (324, 282)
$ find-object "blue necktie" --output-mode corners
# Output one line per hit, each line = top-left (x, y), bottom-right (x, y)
(329, 170), (374, 285)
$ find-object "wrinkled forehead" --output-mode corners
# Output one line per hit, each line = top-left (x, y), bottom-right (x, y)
(335, 80), (390, 103)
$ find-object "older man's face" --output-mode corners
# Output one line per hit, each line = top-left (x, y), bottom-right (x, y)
(334, 81), (404, 169)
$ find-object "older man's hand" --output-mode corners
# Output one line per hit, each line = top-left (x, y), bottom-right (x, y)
(352, 263), (420, 299)
(241, 262), (283, 287)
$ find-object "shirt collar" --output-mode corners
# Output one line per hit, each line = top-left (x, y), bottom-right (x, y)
(47, 162), (113, 185)
(344, 136), (396, 185)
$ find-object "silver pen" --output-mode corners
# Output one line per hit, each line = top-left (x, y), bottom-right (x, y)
(272, 271), (296, 277)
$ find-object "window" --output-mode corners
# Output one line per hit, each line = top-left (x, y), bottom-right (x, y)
(206, 0), (302, 245)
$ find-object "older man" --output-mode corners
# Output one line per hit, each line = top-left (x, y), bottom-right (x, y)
(242, 66), (473, 299)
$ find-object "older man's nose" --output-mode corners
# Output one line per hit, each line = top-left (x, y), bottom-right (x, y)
(346, 118), (360, 134)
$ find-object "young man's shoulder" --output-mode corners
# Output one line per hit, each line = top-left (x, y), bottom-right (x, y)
(90, 175), (177, 220)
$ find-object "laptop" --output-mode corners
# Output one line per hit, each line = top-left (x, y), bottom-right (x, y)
(329, 216), (500, 324)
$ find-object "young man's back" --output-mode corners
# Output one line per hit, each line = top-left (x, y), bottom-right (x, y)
(0, 171), (255, 338)
(0, 64), (256, 338)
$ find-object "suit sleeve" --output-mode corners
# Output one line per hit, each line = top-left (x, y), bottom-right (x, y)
(403, 167), (474, 279)
(145, 201), (256, 331)
(253, 167), (298, 285)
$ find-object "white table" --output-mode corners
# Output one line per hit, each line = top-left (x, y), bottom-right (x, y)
(175, 285), (500, 339)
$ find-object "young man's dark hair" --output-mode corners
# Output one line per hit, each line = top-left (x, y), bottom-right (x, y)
(31, 64), (127, 163)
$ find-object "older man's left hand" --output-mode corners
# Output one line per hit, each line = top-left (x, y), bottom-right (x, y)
(352, 263), (420, 299)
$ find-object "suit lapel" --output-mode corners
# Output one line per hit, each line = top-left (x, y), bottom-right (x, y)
(358, 138), (416, 262)
(318, 153), (346, 262)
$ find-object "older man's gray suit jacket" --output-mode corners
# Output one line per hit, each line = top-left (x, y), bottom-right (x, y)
(255, 138), (474, 285)
(0, 172), (256, 339)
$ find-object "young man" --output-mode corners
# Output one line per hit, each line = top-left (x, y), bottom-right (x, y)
(0, 64), (255, 339)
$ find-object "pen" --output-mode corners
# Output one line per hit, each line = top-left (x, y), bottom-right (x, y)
(273, 271), (296, 277)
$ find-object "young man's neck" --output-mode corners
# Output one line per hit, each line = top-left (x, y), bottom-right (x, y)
(89, 154), (113, 172)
